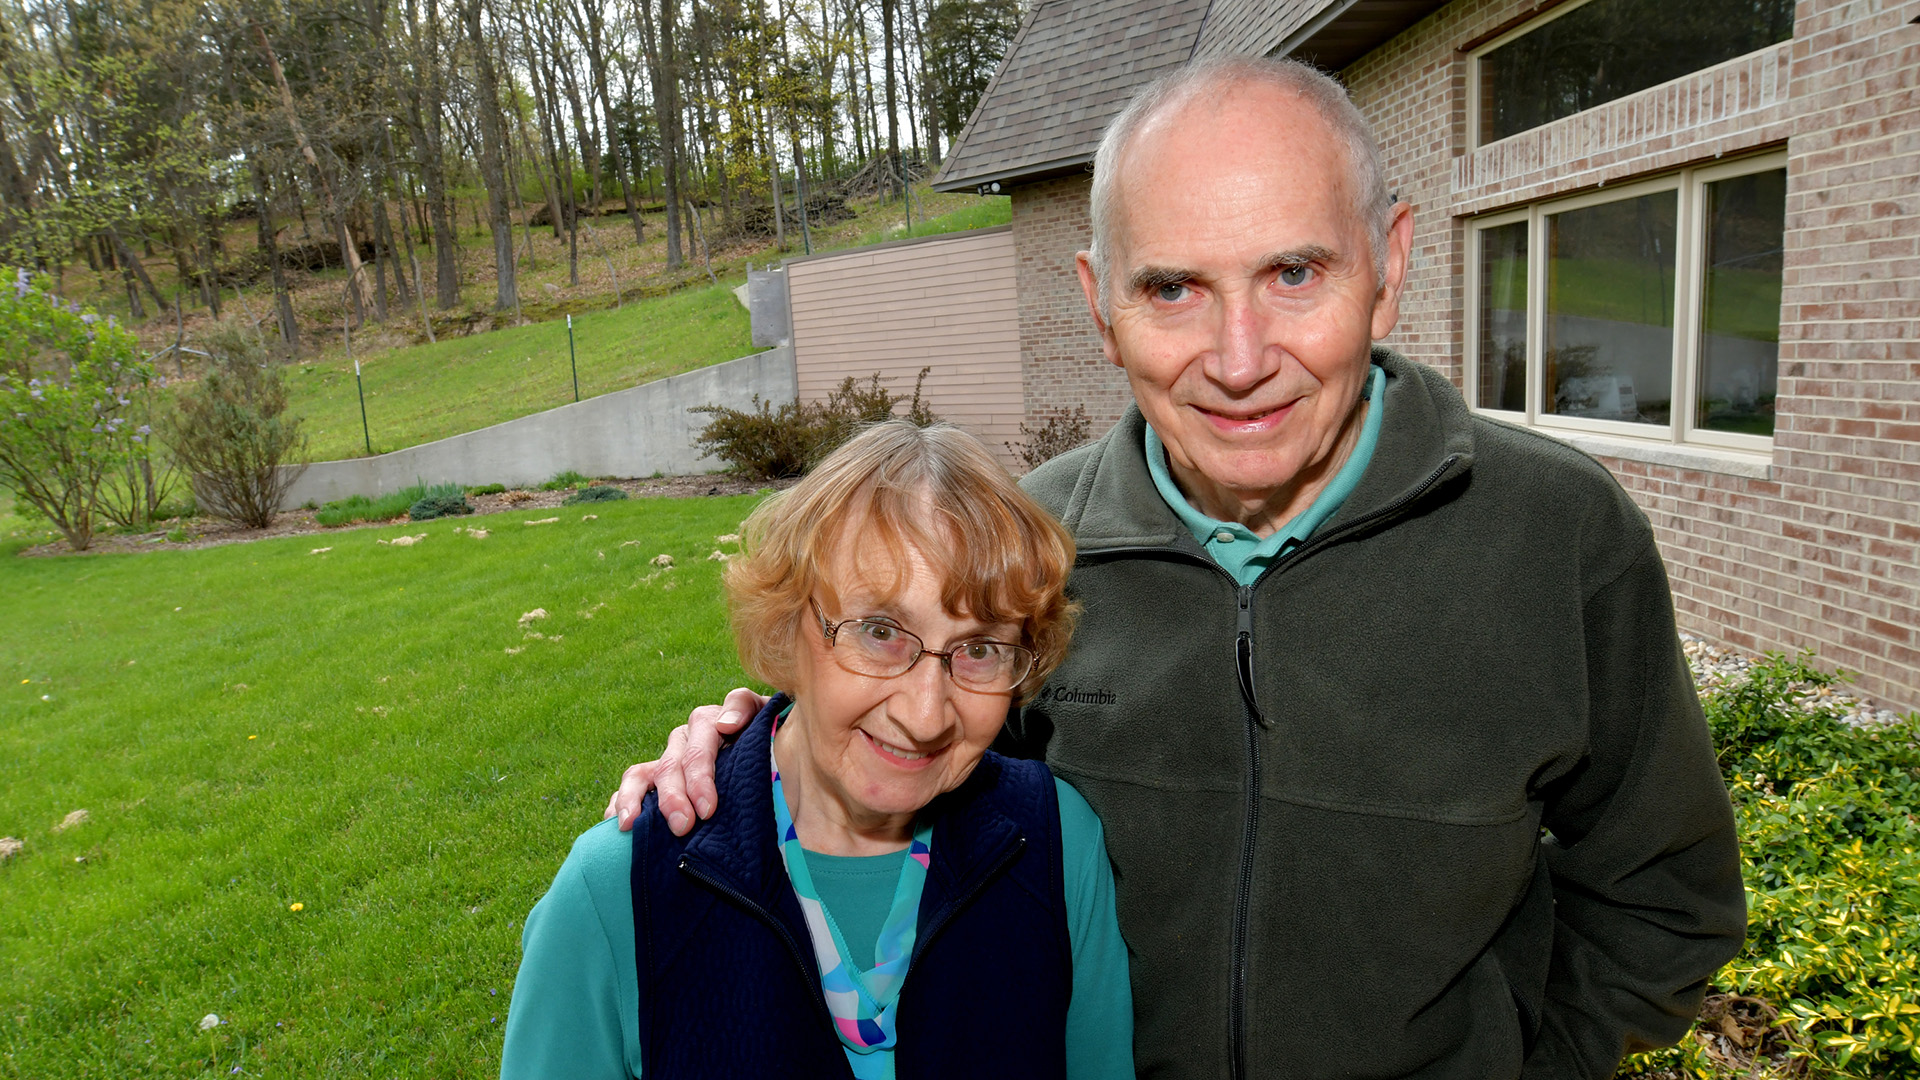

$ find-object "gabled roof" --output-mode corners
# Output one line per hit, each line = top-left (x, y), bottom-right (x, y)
(930, 0), (1211, 193)
(935, 0), (1451, 193)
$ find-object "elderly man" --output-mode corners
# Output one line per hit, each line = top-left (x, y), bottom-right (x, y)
(608, 56), (1744, 1079)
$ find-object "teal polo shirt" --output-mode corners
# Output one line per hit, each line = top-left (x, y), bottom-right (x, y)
(1144, 364), (1386, 585)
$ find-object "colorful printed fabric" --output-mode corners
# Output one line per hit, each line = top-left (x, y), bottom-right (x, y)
(770, 726), (934, 1080)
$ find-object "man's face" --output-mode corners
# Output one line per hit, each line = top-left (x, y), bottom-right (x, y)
(1077, 83), (1413, 516)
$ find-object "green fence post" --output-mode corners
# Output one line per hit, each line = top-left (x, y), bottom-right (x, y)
(567, 314), (580, 402)
(349, 311), (370, 455)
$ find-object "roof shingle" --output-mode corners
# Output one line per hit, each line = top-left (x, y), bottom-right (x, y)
(931, 0), (1212, 192)
(934, 0), (1450, 191)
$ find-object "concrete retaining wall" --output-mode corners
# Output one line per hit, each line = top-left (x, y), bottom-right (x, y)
(279, 346), (795, 509)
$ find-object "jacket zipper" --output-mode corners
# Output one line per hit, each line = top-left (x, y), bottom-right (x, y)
(1074, 451), (1461, 1079)
(1230, 583), (1261, 1080)
(679, 856), (831, 1020)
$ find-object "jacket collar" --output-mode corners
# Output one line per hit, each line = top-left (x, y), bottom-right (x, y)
(1059, 346), (1476, 556)
(680, 695), (793, 912)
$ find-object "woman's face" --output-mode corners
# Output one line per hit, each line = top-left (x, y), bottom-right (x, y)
(783, 540), (1019, 834)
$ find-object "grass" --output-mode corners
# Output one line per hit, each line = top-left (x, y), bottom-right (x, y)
(288, 283), (754, 461)
(849, 194), (1011, 247)
(278, 192), (1011, 463)
(313, 483), (465, 527)
(0, 494), (766, 1078)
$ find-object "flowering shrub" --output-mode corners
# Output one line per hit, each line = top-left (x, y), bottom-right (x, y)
(0, 269), (154, 550)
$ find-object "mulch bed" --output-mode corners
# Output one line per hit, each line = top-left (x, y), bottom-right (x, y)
(18, 475), (794, 558)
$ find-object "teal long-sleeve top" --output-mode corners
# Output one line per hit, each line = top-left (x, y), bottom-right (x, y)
(500, 778), (1134, 1079)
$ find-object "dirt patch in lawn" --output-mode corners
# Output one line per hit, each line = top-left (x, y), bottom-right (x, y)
(18, 474), (794, 557)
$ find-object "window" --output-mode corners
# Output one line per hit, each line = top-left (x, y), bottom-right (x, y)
(1474, 0), (1795, 145)
(1466, 153), (1786, 452)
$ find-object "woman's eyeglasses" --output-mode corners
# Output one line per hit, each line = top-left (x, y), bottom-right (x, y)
(811, 599), (1036, 693)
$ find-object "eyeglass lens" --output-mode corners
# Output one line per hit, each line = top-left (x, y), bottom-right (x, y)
(836, 619), (1031, 690)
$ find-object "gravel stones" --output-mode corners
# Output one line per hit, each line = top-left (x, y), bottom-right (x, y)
(1682, 633), (1903, 728)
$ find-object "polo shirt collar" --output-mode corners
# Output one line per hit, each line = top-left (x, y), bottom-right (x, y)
(1143, 363), (1387, 584)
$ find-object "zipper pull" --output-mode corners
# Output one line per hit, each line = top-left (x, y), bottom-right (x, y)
(1235, 586), (1267, 726)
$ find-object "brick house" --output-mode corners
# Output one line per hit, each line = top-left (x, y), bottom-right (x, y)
(929, 0), (1920, 711)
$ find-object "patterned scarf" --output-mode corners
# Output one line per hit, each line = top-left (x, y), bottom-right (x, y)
(770, 723), (934, 1080)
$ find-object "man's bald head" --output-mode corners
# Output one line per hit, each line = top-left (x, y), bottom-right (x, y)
(1086, 57), (1394, 316)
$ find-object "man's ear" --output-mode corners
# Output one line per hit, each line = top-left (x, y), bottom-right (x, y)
(1074, 252), (1124, 368)
(1369, 202), (1416, 342)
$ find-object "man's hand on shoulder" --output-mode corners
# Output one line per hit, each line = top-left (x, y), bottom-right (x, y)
(604, 687), (767, 835)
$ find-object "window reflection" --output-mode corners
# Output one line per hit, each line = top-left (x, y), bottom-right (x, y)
(1477, 222), (1528, 411)
(1697, 169), (1786, 436)
(1479, 0), (1795, 144)
(1544, 191), (1677, 426)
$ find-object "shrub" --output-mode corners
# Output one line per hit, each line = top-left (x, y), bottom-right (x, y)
(688, 396), (819, 480)
(162, 325), (307, 529)
(0, 270), (156, 550)
(1007, 405), (1093, 471)
(408, 493), (474, 520)
(465, 483), (506, 496)
(1622, 653), (1920, 1079)
(539, 469), (590, 491)
(563, 485), (627, 505)
(690, 367), (940, 481)
(316, 482), (462, 527)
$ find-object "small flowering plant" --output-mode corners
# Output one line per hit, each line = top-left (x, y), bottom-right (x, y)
(0, 269), (152, 550)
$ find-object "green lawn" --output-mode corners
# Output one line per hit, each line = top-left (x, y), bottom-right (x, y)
(290, 283), (756, 461)
(284, 194), (1013, 463)
(0, 495), (767, 1077)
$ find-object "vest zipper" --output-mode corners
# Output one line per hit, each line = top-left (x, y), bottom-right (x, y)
(678, 856), (831, 1020)
(1230, 584), (1260, 1080)
(906, 836), (1028, 977)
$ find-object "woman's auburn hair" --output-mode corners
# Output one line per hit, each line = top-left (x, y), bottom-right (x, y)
(725, 420), (1078, 703)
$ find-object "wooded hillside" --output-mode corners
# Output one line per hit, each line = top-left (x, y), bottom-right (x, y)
(0, 0), (1021, 342)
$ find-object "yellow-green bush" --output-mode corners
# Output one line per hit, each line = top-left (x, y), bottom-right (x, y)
(1626, 654), (1920, 1078)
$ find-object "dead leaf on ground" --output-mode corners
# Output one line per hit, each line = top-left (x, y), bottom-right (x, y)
(518, 608), (548, 626)
(379, 534), (428, 547)
(309, 547), (332, 555)
(650, 554), (674, 568)
(715, 533), (741, 545)
(524, 517), (559, 526)
(52, 809), (88, 833)
(0, 837), (23, 860)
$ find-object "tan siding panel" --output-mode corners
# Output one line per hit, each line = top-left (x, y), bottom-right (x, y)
(789, 231), (1024, 464)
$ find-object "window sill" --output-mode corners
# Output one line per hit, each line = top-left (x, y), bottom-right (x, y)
(1541, 430), (1775, 480)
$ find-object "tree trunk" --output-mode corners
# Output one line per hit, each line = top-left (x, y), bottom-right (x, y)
(459, 0), (518, 313)
(903, 0), (940, 165)
(582, 0), (643, 245)
(881, 0), (900, 198)
(251, 22), (373, 318)
(639, 0), (684, 268)
(105, 224), (163, 316)
(249, 157), (298, 347)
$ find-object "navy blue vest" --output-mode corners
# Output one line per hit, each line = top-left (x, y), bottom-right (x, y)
(631, 697), (1073, 1078)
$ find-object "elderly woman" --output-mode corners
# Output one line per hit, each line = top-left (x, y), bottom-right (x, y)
(500, 421), (1133, 1080)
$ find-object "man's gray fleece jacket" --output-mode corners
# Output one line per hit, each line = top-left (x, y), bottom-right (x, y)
(1009, 348), (1746, 1080)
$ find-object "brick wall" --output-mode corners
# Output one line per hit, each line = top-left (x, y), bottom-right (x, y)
(1000, 0), (1919, 709)
(1339, 0), (1920, 710)
(1010, 175), (1133, 436)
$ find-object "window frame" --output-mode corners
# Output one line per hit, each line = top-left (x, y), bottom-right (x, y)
(1466, 0), (1792, 148)
(1463, 150), (1788, 455)
(1466, 0), (1604, 149)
